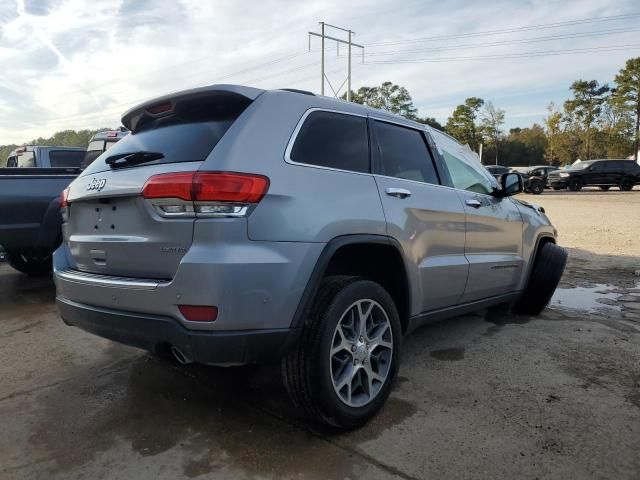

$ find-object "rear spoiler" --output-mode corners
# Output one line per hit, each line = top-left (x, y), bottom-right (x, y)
(121, 84), (265, 132)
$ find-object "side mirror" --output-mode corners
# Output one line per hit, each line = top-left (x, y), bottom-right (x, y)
(499, 172), (523, 197)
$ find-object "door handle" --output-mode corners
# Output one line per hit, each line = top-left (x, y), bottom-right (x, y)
(385, 187), (412, 199)
(465, 199), (482, 208)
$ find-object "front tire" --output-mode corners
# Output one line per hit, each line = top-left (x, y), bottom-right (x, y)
(568, 178), (583, 192)
(514, 243), (567, 315)
(282, 276), (401, 430)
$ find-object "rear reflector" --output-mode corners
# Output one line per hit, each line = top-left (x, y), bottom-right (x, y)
(178, 305), (218, 322)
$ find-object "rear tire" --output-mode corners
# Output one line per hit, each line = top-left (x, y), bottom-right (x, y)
(5, 250), (52, 276)
(514, 242), (567, 315)
(568, 178), (583, 192)
(599, 186), (610, 191)
(619, 178), (634, 191)
(282, 276), (401, 430)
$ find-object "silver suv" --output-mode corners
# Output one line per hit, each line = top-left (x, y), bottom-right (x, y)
(54, 85), (566, 429)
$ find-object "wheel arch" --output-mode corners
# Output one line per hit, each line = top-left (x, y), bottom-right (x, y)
(521, 233), (557, 289)
(290, 234), (412, 333)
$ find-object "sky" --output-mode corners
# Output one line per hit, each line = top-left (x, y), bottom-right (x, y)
(0, 0), (638, 144)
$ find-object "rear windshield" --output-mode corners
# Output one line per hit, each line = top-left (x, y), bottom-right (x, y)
(82, 95), (249, 174)
(50, 150), (85, 168)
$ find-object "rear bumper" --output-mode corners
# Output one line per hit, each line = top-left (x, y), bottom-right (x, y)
(53, 238), (324, 331)
(57, 296), (298, 364)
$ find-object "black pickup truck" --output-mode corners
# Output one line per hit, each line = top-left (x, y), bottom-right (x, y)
(0, 146), (85, 274)
(1, 134), (128, 274)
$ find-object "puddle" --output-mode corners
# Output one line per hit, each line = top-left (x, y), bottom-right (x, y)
(550, 284), (621, 313)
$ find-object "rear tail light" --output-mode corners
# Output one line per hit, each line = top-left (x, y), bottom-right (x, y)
(142, 172), (269, 218)
(178, 305), (218, 322)
(60, 187), (70, 208)
(60, 187), (70, 222)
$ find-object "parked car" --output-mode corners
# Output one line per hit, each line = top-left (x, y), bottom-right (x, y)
(548, 159), (640, 191)
(485, 164), (510, 181)
(54, 85), (566, 429)
(83, 128), (129, 168)
(512, 165), (560, 194)
(0, 146), (85, 274)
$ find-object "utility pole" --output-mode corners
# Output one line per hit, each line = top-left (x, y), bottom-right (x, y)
(309, 22), (364, 100)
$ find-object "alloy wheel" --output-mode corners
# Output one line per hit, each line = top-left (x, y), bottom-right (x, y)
(329, 299), (393, 407)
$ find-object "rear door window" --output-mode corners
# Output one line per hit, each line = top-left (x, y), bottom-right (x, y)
(49, 150), (85, 168)
(373, 121), (439, 184)
(289, 111), (369, 173)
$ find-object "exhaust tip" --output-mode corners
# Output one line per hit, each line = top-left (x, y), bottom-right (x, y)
(171, 346), (192, 365)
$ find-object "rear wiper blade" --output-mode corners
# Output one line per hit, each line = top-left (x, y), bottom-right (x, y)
(106, 151), (164, 168)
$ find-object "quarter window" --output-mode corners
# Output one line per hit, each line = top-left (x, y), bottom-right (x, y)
(374, 121), (439, 184)
(290, 111), (369, 173)
(440, 150), (493, 195)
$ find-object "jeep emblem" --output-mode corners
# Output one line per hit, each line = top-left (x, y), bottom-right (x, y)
(87, 178), (107, 192)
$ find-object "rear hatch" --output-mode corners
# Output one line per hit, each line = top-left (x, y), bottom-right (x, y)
(63, 85), (262, 279)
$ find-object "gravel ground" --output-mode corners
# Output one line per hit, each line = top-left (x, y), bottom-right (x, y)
(521, 187), (640, 259)
(0, 191), (639, 480)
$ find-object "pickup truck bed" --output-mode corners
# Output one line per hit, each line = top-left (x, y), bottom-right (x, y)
(0, 167), (80, 274)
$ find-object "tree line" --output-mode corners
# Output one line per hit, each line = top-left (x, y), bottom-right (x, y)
(345, 56), (640, 166)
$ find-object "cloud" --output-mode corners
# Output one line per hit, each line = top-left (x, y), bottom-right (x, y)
(0, 0), (638, 144)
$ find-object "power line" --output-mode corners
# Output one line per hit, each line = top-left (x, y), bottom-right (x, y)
(357, 26), (640, 57)
(363, 43), (640, 64)
(366, 13), (640, 46)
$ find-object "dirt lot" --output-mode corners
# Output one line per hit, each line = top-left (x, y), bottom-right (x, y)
(1, 191), (639, 480)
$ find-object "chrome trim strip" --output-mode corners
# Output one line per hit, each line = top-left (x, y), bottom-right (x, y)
(55, 268), (168, 290)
